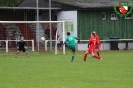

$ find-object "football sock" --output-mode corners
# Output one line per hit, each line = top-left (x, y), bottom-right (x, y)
(93, 55), (100, 59)
(71, 56), (74, 62)
(97, 52), (100, 56)
(84, 54), (87, 61)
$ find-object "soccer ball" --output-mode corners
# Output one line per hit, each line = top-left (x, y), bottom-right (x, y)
(40, 37), (46, 41)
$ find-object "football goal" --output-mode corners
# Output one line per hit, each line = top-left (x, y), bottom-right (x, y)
(0, 21), (65, 54)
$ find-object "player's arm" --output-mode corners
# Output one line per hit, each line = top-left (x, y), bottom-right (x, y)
(88, 43), (90, 48)
(97, 39), (100, 45)
(95, 40), (99, 49)
(96, 36), (100, 45)
(74, 36), (80, 43)
(77, 38), (80, 43)
(96, 44), (98, 49)
(88, 39), (90, 48)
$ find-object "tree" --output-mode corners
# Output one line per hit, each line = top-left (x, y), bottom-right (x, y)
(0, 0), (21, 7)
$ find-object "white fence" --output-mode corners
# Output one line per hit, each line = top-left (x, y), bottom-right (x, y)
(0, 39), (133, 53)
(44, 39), (133, 51)
(0, 40), (34, 52)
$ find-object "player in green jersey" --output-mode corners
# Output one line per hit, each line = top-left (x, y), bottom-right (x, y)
(61, 32), (80, 62)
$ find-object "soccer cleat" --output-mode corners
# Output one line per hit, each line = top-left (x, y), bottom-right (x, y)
(83, 57), (87, 61)
(15, 55), (17, 58)
(91, 56), (94, 58)
(26, 54), (29, 58)
(100, 57), (102, 61)
(26, 53), (29, 58)
(71, 58), (74, 62)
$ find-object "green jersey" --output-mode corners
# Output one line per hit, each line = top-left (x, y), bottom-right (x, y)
(65, 35), (78, 46)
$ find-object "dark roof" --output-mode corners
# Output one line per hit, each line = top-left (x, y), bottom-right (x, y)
(0, 7), (61, 10)
(17, 0), (55, 7)
(16, 0), (76, 8)
(52, 0), (132, 8)
(16, 0), (80, 10)
(16, 0), (132, 8)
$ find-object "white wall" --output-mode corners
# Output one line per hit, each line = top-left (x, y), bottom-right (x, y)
(77, 43), (133, 51)
(57, 11), (77, 39)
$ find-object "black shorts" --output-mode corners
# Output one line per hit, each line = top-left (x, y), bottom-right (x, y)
(18, 48), (26, 52)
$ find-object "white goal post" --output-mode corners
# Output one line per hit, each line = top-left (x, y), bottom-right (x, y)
(0, 21), (65, 54)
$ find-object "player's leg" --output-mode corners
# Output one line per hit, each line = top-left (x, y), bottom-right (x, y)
(83, 50), (89, 61)
(15, 50), (20, 58)
(25, 51), (29, 57)
(96, 44), (101, 56)
(70, 46), (76, 62)
(71, 51), (75, 62)
(91, 52), (100, 59)
(90, 49), (102, 60)
(22, 48), (29, 57)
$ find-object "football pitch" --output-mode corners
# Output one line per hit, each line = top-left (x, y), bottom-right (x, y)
(0, 51), (133, 88)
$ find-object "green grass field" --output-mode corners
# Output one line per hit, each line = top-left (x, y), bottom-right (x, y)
(0, 51), (133, 88)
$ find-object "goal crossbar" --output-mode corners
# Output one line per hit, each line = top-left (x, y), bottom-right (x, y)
(0, 21), (64, 23)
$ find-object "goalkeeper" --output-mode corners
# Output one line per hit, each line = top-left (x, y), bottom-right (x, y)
(15, 36), (29, 58)
(61, 32), (80, 62)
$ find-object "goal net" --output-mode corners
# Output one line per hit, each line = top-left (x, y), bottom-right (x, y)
(0, 21), (65, 54)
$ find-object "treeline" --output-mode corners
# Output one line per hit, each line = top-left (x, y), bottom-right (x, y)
(0, 0), (21, 7)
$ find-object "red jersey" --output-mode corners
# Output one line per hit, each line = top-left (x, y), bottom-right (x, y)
(88, 37), (97, 49)
(95, 35), (101, 45)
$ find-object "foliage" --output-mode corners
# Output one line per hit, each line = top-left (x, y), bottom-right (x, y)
(0, 0), (21, 7)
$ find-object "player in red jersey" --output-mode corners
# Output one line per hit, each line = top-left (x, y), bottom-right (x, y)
(83, 33), (102, 61)
(93, 31), (101, 56)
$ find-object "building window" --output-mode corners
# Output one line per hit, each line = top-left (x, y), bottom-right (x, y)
(110, 14), (118, 20)
(125, 13), (132, 19)
(102, 12), (106, 20)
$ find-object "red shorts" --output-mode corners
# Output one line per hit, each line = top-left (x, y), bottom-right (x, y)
(88, 48), (95, 54)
